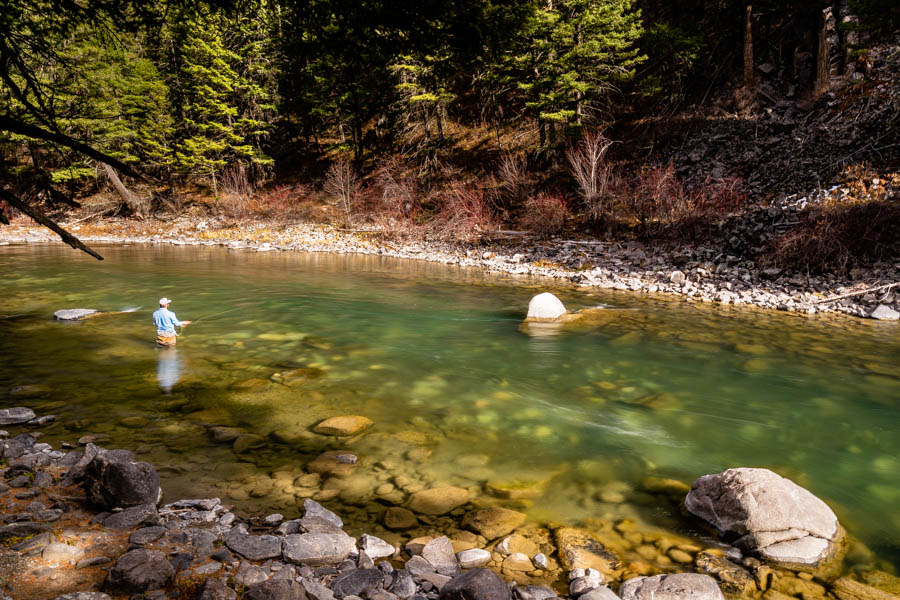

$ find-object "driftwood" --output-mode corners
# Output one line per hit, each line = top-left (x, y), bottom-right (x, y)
(814, 282), (898, 304)
(101, 163), (143, 218)
(0, 189), (103, 260)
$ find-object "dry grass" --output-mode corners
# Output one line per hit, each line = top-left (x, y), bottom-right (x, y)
(566, 131), (616, 221)
(518, 192), (571, 238)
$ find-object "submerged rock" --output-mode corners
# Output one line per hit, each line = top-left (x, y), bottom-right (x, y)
(461, 507), (527, 541)
(555, 527), (622, 579)
(383, 507), (418, 530)
(619, 573), (724, 600)
(685, 468), (842, 566)
(314, 415), (374, 436)
(525, 293), (567, 321)
(54, 309), (98, 321)
(408, 486), (470, 516)
(307, 451), (359, 478)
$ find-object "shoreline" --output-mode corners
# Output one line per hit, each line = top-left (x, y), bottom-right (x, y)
(2, 409), (898, 600)
(1, 217), (898, 322)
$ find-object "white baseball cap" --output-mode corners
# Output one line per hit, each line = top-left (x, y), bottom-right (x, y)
(159, 297), (172, 305)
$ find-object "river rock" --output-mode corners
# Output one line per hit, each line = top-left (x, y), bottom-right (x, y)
(579, 588), (621, 600)
(409, 486), (470, 515)
(869, 305), (900, 321)
(83, 448), (161, 509)
(307, 451), (360, 478)
(225, 529), (283, 561)
(104, 548), (175, 594)
(301, 498), (345, 532)
(422, 536), (461, 576)
(462, 507), (527, 540)
(243, 580), (306, 600)
(54, 309), (98, 321)
(440, 568), (511, 600)
(457, 549), (491, 569)
(496, 534), (538, 557)
(314, 415), (374, 436)
(525, 293), (567, 321)
(101, 503), (159, 530)
(384, 507), (418, 530)
(555, 527), (622, 579)
(360, 533), (396, 559)
(282, 531), (357, 565)
(619, 574), (724, 600)
(685, 468), (841, 565)
(0, 521), (48, 541)
(199, 578), (238, 600)
(831, 577), (897, 600)
(332, 568), (386, 598)
(0, 407), (36, 425)
(51, 594), (112, 600)
(694, 551), (756, 595)
(391, 570), (417, 598)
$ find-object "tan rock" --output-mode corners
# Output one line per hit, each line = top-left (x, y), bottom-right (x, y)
(503, 553), (534, 572)
(496, 534), (539, 557)
(668, 549), (693, 564)
(860, 571), (900, 596)
(485, 478), (549, 500)
(306, 451), (359, 478)
(831, 578), (898, 600)
(461, 507), (527, 540)
(555, 527), (623, 580)
(314, 415), (373, 436)
(383, 507), (418, 530)
(640, 476), (691, 497)
(408, 486), (470, 516)
(406, 536), (434, 556)
(233, 434), (264, 453)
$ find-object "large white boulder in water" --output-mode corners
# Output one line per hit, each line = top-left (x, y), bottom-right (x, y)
(685, 468), (842, 566)
(526, 293), (567, 321)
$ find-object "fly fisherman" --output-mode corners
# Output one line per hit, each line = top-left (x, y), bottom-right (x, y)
(152, 297), (192, 346)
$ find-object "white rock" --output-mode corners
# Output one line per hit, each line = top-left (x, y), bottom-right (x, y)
(456, 548), (491, 569)
(526, 293), (567, 320)
(359, 533), (396, 559)
(870, 305), (899, 321)
(620, 574), (724, 600)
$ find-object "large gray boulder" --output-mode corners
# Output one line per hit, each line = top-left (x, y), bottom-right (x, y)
(0, 407), (36, 425)
(104, 548), (174, 594)
(619, 574), (723, 600)
(83, 449), (161, 509)
(54, 308), (98, 320)
(300, 498), (344, 532)
(685, 468), (841, 565)
(225, 528), (283, 561)
(525, 293), (567, 321)
(282, 531), (357, 566)
(440, 569), (511, 600)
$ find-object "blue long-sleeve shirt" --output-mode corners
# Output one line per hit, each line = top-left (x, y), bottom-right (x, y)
(153, 307), (182, 335)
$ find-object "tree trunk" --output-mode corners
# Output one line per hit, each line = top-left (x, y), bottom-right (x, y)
(815, 6), (833, 95)
(101, 163), (143, 218)
(743, 3), (755, 86)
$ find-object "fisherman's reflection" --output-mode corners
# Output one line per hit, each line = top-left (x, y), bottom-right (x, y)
(156, 346), (183, 393)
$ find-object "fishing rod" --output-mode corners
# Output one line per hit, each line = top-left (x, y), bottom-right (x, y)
(177, 306), (242, 337)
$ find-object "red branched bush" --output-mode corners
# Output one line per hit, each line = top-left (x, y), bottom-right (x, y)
(431, 182), (501, 241)
(519, 192), (571, 237)
(372, 158), (424, 238)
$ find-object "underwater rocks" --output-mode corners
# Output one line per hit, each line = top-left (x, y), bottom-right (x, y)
(408, 486), (471, 516)
(314, 415), (374, 436)
(462, 507), (528, 541)
(555, 528), (623, 580)
(685, 468), (843, 567)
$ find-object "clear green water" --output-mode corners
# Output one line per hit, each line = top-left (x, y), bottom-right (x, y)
(1, 244), (898, 567)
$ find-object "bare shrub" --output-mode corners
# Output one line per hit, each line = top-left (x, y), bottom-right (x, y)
(373, 158), (423, 238)
(323, 156), (360, 225)
(497, 152), (531, 210)
(219, 163), (255, 218)
(566, 131), (616, 220)
(431, 182), (501, 242)
(765, 193), (900, 273)
(620, 163), (746, 238)
(518, 192), (571, 238)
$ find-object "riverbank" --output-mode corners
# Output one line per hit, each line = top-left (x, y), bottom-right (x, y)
(0, 215), (898, 322)
(2, 407), (899, 600)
